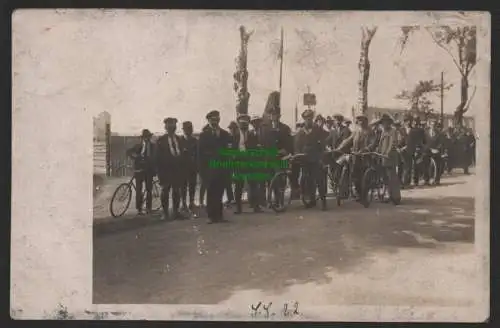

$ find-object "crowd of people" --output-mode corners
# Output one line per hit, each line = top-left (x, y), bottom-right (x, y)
(126, 106), (476, 224)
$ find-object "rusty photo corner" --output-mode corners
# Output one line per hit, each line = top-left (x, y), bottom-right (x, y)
(11, 10), (489, 321)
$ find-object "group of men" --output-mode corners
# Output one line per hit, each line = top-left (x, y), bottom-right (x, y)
(126, 106), (476, 224)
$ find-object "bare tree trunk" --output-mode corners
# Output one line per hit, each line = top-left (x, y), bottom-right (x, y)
(453, 75), (469, 126)
(234, 26), (253, 115)
(355, 27), (377, 116)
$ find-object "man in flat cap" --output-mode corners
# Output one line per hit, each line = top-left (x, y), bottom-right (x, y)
(126, 129), (156, 215)
(156, 118), (187, 220)
(406, 115), (427, 186)
(198, 110), (232, 223)
(375, 114), (401, 203)
(260, 106), (293, 207)
(422, 120), (446, 185)
(180, 121), (198, 212)
(232, 113), (263, 214)
(294, 109), (327, 210)
(343, 119), (353, 138)
(335, 114), (378, 203)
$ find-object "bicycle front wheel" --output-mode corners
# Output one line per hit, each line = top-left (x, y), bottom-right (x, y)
(151, 180), (162, 211)
(429, 157), (438, 184)
(361, 168), (376, 208)
(268, 172), (291, 213)
(110, 183), (132, 217)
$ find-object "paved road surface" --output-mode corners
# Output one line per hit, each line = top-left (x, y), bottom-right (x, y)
(93, 172), (476, 307)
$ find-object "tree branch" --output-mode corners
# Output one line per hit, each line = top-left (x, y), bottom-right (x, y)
(425, 27), (464, 76)
(463, 85), (477, 113)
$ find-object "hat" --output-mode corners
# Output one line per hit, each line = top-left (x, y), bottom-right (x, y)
(163, 117), (178, 124)
(182, 121), (193, 128)
(237, 113), (251, 122)
(379, 113), (394, 124)
(250, 115), (262, 122)
(141, 129), (153, 137)
(302, 109), (315, 119)
(206, 110), (220, 120)
(228, 121), (238, 129)
(333, 114), (344, 121)
(355, 114), (368, 122)
(326, 116), (333, 122)
(315, 114), (325, 122)
(344, 119), (352, 124)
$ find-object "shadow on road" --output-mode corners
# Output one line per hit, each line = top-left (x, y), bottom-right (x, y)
(93, 193), (474, 304)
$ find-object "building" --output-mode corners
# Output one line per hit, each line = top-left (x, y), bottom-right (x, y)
(365, 106), (475, 131)
(93, 111), (111, 141)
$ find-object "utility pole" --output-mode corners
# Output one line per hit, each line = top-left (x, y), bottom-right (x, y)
(440, 71), (444, 129)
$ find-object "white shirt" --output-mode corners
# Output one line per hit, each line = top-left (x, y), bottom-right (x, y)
(140, 140), (150, 157)
(167, 135), (180, 156)
(239, 129), (247, 151)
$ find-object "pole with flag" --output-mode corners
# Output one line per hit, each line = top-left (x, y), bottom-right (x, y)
(278, 27), (284, 109)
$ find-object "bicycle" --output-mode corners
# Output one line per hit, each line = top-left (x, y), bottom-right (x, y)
(267, 153), (316, 213)
(109, 166), (162, 218)
(359, 152), (395, 208)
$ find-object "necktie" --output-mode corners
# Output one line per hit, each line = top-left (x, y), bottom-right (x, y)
(171, 136), (178, 156)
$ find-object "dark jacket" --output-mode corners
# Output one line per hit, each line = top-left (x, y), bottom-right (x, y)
(294, 125), (326, 163)
(180, 135), (198, 171)
(406, 126), (426, 152)
(156, 134), (185, 184)
(259, 120), (293, 155)
(198, 126), (232, 181)
(126, 140), (156, 172)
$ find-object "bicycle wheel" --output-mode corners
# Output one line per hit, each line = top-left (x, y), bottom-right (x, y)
(300, 171), (316, 208)
(429, 157), (438, 184)
(109, 183), (132, 218)
(361, 168), (376, 208)
(336, 165), (349, 206)
(268, 172), (291, 213)
(150, 180), (162, 211)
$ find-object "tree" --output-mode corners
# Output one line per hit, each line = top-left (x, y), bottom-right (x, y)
(398, 25), (477, 126)
(354, 27), (378, 116)
(395, 79), (453, 119)
(233, 26), (253, 115)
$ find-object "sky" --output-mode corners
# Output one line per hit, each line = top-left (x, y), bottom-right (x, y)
(13, 10), (485, 135)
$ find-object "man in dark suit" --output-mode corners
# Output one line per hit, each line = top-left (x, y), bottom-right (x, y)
(180, 121), (198, 211)
(198, 123), (212, 208)
(198, 110), (232, 223)
(224, 121), (238, 206)
(232, 114), (263, 214)
(408, 116), (427, 186)
(295, 109), (327, 210)
(249, 115), (267, 207)
(126, 129), (156, 215)
(156, 118), (187, 220)
(423, 121), (446, 185)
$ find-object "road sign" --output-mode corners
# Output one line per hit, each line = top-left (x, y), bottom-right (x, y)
(303, 93), (316, 106)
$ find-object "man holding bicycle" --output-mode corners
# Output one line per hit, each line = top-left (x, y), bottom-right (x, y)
(126, 129), (156, 215)
(423, 120), (446, 185)
(376, 114), (401, 204)
(294, 109), (327, 210)
(334, 114), (377, 201)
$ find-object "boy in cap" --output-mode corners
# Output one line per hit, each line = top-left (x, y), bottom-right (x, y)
(180, 121), (198, 212)
(335, 114), (378, 201)
(156, 118), (187, 220)
(198, 110), (232, 223)
(294, 109), (328, 210)
(126, 129), (156, 215)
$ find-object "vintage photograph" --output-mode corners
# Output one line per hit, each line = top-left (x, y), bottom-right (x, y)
(12, 10), (489, 321)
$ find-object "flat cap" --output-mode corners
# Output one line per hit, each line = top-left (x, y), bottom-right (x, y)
(163, 117), (178, 124)
(141, 129), (153, 137)
(250, 115), (262, 122)
(302, 109), (315, 119)
(182, 121), (193, 128)
(326, 116), (333, 122)
(344, 119), (352, 124)
(380, 113), (394, 123)
(333, 114), (344, 121)
(206, 110), (220, 120)
(237, 113), (251, 122)
(315, 114), (325, 122)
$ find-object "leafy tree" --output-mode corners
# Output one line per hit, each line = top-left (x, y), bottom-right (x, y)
(396, 79), (453, 119)
(398, 25), (477, 126)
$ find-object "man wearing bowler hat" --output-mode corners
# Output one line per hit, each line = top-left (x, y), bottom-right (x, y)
(126, 129), (156, 215)
(198, 110), (232, 223)
(156, 117), (187, 220)
(180, 121), (198, 212)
